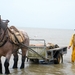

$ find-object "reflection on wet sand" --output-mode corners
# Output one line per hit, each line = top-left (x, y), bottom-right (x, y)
(4, 61), (74, 75)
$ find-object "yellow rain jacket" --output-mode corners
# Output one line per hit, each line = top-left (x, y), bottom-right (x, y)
(69, 34), (75, 62)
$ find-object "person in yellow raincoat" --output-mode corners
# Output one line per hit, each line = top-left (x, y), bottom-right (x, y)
(68, 33), (75, 62)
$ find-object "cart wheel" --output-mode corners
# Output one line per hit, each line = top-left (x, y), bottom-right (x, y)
(54, 54), (63, 64)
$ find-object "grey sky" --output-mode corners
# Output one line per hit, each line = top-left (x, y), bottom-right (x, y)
(0, 0), (75, 29)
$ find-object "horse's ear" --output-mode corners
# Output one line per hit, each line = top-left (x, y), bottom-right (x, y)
(6, 20), (10, 23)
(6, 20), (10, 26)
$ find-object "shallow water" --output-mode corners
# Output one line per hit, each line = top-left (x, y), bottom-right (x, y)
(1, 55), (75, 75)
(1, 28), (75, 75)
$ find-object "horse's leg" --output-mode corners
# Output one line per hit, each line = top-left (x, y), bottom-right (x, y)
(20, 32), (29, 69)
(4, 52), (12, 74)
(20, 48), (27, 69)
(13, 51), (18, 68)
(4, 59), (10, 74)
(0, 57), (2, 74)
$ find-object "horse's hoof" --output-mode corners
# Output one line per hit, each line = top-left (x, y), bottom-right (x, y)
(0, 72), (2, 74)
(5, 71), (10, 74)
(20, 66), (24, 69)
(20, 67), (24, 69)
(5, 72), (10, 74)
(13, 66), (17, 69)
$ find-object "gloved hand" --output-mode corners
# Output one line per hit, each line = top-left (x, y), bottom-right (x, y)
(68, 46), (71, 49)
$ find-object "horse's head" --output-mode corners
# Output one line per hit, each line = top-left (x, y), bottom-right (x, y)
(0, 16), (9, 40)
(0, 16), (9, 31)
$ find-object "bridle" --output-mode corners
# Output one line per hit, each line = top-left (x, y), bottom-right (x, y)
(0, 27), (8, 42)
(0, 20), (9, 47)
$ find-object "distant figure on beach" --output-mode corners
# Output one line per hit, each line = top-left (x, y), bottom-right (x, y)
(68, 29), (75, 63)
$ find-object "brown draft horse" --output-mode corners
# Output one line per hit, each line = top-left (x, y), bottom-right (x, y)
(0, 17), (29, 74)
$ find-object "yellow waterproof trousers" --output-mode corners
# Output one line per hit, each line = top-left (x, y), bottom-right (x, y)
(71, 46), (75, 62)
(69, 34), (75, 62)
